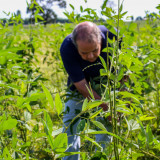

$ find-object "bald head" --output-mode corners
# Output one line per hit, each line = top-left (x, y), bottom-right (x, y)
(72, 21), (102, 47)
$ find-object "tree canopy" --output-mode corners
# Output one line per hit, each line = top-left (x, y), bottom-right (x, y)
(27, 0), (66, 25)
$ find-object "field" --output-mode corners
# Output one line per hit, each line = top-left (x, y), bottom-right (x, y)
(0, 3), (160, 160)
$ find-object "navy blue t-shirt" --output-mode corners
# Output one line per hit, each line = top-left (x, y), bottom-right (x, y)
(60, 25), (116, 91)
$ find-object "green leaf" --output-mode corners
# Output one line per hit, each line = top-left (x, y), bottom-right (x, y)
(69, 4), (74, 10)
(52, 128), (63, 136)
(156, 4), (160, 10)
(3, 119), (17, 130)
(138, 131), (146, 145)
(86, 100), (103, 110)
(86, 130), (136, 149)
(118, 91), (140, 104)
(90, 109), (102, 119)
(121, 11), (128, 17)
(16, 97), (25, 108)
(26, 0), (29, 7)
(11, 131), (18, 149)
(126, 118), (140, 131)
(77, 119), (86, 133)
(146, 125), (153, 145)
(101, 0), (109, 10)
(117, 68), (124, 81)
(53, 133), (68, 153)
(117, 107), (133, 114)
(35, 14), (44, 20)
(25, 103), (32, 112)
(119, 3), (123, 13)
(56, 151), (85, 159)
(44, 111), (53, 134)
(2, 147), (12, 159)
(24, 111), (31, 122)
(86, 83), (95, 100)
(140, 115), (156, 121)
(100, 69), (108, 76)
(55, 93), (63, 116)
(91, 121), (106, 131)
(132, 152), (144, 159)
(2, 11), (10, 16)
(136, 116), (145, 136)
(0, 56), (7, 65)
(41, 83), (54, 109)
(0, 83), (20, 90)
(42, 118), (55, 150)
(80, 6), (83, 12)
(82, 135), (102, 150)
(63, 12), (70, 18)
(99, 55), (107, 70)
(26, 93), (45, 103)
(128, 22), (137, 31)
(82, 98), (89, 111)
(90, 152), (107, 160)
(33, 109), (45, 116)
(38, 6), (44, 13)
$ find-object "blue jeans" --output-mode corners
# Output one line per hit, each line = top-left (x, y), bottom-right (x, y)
(62, 93), (112, 160)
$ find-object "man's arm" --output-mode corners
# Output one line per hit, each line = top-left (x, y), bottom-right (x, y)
(74, 79), (108, 111)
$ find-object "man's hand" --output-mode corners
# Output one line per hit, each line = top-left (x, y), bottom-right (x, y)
(119, 75), (129, 84)
(99, 103), (108, 111)
(74, 79), (109, 112)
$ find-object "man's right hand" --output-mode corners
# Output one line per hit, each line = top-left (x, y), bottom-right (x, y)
(99, 103), (108, 111)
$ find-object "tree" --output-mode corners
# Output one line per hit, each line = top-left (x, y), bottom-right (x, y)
(136, 16), (143, 21)
(27, 0), (66, 26)
(16, 10), (21, 17)
(131, 16), (134, 21)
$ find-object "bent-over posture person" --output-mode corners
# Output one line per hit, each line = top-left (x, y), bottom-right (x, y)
(60, 21), (118, 160)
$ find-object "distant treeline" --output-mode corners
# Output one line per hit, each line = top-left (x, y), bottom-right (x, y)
(0, 17), (107, 26)
(0, 17), (71, 26)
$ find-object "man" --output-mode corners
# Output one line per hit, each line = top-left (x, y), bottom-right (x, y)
(60, 21), (117, 160)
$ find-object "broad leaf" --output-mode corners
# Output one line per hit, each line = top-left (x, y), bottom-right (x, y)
(42, 119), (55, 151)
(53, 133), (68, 153)
(52, 128), (63, 136)
(82, 98), (88, 111)
(77, 119), (86, 133)
(82, 135), (102, 150)
(92, 121), (106, 131)
(140, 115), (156, 121)
(55, 93), (63, 116)
(119, 91), (140, 104)
(2, 147), (12, 159)
(56, 151), (85, 159)
(89, 109), (102, 119)
(41, 83), (54, 109)
(86, 101), (103, 110)
(24, 111), (31, 122)
(2, 119), (17, 130)
(146, 125), (153, 145)
(99, 55), (107, 70)
(44, 111), (53, 134)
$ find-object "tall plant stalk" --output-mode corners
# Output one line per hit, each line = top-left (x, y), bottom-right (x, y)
(113, 0), (120, 159)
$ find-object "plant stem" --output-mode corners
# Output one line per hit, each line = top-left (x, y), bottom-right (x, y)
(113, 0), (121, 159)
(63, 110), (87, 133)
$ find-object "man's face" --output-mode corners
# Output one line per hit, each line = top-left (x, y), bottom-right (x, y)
(77, 40), (101, 62)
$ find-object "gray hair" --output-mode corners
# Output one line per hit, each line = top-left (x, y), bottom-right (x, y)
(72, 21), (102, 47)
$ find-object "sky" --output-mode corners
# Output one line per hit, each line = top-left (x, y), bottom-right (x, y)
(0, 0), (159, 21)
